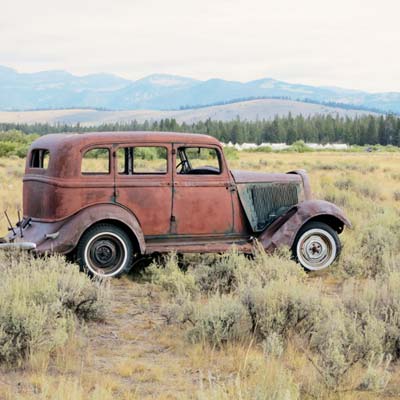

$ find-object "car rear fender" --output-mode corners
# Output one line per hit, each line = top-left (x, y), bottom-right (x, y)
(258, 200), (351, 250)
(29, 203), (145, 255)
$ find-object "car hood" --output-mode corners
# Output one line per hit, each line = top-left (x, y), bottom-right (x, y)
(230, 170), (303, 184)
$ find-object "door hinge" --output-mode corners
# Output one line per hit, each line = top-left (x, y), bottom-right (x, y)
(228, 183), (237, 192)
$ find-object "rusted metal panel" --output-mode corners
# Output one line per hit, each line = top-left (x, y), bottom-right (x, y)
(258, 199), (352, 250)
(231, 188), (251, 234)
(116, 180), (172, 236)
(23, 177), (114, 221)
(114, 142), (172, 236)
(172, 178), (234, 235)
(8, 204), (145, 255)
(171, 143), (234, 235)
(287, 170), (312, 199)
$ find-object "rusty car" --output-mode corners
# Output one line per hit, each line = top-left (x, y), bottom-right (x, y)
(1, 131), (351, 277)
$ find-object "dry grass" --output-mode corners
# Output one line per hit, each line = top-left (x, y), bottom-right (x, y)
(0, 151), (400, 399)
(0, 157), (24, 233)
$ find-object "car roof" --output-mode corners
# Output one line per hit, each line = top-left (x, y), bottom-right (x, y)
(31, 131), (222, 150)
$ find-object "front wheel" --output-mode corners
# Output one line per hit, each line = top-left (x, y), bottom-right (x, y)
(292, 221), (341, 271)
(77, 223), (135, 277)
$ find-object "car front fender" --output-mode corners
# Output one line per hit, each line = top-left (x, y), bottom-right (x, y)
(258, 200), (351, 251)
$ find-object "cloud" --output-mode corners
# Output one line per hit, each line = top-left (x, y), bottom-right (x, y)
(1, 0), (399, 91)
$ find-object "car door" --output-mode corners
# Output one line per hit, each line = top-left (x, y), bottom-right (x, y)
(114, 143), (172, 236)
(172, 144), (234, 235)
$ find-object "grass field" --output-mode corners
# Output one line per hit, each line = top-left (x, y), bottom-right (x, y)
(0, 151), (400, 399)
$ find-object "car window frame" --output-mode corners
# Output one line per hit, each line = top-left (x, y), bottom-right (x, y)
(116, 145), (169, 175)
(30, 148), (50, 170)
(80, 146), (111, 176)
(175, 145), (224, 176)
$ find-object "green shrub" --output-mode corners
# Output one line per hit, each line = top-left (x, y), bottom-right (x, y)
(160, 295), (195, 325)
(334, 178), (355, 191)
(359, 223), (399, 277)
(223, 146), (239, 160)
(262, 332), (284, 358)
(0, 142), (17, 157)
(146, 252), (198, 297)
(391, 173), (400, 181)
(0, 130), (39, 158)
(240, 277), (321, 340)
(192, 250), (246, 294)
(287, 140), (313, 153)
(343, 274), (400, 358)
(187, 294), (251, 347)
(134, 146), (161, 160)
(358, 354), (392, 392)
(333, 177), (380, 201)
(236, 246), (305, 289)
(0, 252), (108, 367)
(309, 305), (386, 389)
(249, 145), (273, 153)
(356, 182), (380, 200)
(192, 247), (303, 295)
(0, 130), (39, 144)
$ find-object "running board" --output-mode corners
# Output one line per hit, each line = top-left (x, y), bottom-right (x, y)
(144, 234), (253, 254)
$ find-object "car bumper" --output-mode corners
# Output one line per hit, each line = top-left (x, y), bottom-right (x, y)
(0, 241), (37, 250)
(2, 219), (73, 255)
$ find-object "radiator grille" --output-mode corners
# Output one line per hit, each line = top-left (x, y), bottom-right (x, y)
(238, 183), (300, 231)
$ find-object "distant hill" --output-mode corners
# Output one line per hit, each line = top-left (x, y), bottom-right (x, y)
(0, 98), (379, 126)
(0, 65), (399, 113)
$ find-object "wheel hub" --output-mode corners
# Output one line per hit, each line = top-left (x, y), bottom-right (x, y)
(296, 228), (337, 271)
(305, 237), (328, 260)
(91, 238), (120, 267)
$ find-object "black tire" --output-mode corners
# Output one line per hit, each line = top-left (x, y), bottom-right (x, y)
(292, 221), (341, 271)
(77, 223), (135, 277)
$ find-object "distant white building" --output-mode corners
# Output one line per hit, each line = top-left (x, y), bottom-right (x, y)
(222, 142), (348, 151)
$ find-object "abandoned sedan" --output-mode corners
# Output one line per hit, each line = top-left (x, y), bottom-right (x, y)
(2, 132), (350, 277)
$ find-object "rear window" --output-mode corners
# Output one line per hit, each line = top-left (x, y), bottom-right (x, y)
(81, 148), (110, 174)
(30, 149), (50, 169)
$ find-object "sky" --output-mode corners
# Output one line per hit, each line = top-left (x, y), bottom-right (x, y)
(0, 0), (399, 92)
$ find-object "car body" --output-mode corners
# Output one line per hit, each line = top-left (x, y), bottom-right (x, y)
(3, 131), (351, 276)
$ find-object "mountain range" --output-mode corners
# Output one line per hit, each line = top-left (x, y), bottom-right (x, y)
(0, 65), (399, 113)
(0, 99), (379, 126)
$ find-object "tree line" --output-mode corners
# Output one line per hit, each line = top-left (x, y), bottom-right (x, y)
(1, 113), (400, 145)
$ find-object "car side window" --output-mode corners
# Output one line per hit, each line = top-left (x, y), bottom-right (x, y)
(176, 147), (221, 175)
(30, 149), (50, 169)
(81, 148), (110, 174)
(117, 146), (167, 174)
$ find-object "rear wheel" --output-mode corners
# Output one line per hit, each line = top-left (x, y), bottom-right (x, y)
(292, 221), (341, 271)
(77, 223), (134, 277)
